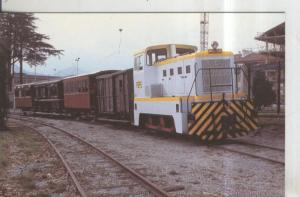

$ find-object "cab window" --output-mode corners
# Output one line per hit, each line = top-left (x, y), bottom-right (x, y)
(134, 55), (143, 71)
(146, 48), (167, 65)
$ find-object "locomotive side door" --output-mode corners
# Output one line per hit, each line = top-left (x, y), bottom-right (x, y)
(175, 61), (186, 95)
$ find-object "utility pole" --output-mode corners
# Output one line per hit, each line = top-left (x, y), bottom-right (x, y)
(118, 28), (123, 54)
(200, 13), (209, 51)
(75, 57), (80, 76)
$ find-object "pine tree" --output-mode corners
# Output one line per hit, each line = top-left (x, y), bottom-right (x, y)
(0, 13), (63, 84)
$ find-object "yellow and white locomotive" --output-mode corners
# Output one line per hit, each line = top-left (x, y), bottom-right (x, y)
(133, 42), (258, 141)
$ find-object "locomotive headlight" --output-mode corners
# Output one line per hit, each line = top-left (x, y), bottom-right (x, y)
(211, 41), (219, 50)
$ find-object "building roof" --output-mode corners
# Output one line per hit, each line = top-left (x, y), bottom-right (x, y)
(234, 52), (283, 65)
(255, 22), (285, 45)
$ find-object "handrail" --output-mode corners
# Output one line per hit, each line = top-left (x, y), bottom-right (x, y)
(186, 66), (241, 113)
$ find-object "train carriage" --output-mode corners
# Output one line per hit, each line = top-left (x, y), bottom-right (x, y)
(63, 70), (116, 114)
(32, 79), (64, 112)
(15, 83), (34, 111)
(95, 69), (134, 121)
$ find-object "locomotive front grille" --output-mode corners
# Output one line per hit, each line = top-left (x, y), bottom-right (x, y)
(202, 59), (232, 93)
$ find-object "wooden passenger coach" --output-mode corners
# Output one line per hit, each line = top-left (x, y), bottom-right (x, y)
(63, 70), (116, 114)
(15, 84), (34, 110)
(96, 69), (134, 121)
(32, 80), (64, 112)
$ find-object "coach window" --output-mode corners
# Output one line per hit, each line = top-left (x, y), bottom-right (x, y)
(66, 83), (69, 93)
(82, 80), (85, 92)
(177, 67), (182, 75)
(85, 80), (88, 92)
(83, 80), (86, 92)
(79, 81), (82, 92)
(170, 68), (174, 76)
(119, 80), (123, 88)
(72, 81), (75, 92)
(74, 81), (77, 92)
(77, 81), (80, 92)
(186, 65), (191, 74)
(163, 70), (167, 77)
(70, 82), (72, 93)
(53, 85), (57, 95)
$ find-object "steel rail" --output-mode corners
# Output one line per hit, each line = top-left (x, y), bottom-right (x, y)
(12, 121), (88, 197)
(215, 146), (284, 165)
(234, 140), (284, 152)
(10, 116), (170, 197)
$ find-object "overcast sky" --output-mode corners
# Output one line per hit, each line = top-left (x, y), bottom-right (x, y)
(24, 13), (285, 75)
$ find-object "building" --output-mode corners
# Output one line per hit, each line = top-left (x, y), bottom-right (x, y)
(235, 22), (285, 113)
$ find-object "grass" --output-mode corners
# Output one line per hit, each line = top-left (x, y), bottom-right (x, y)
(14, 131), (41, 156)
(30, 191), (50, 197)
(17, 171), (36, 190)
(1, 123), (68, 196)
(49, 181), (66, 193)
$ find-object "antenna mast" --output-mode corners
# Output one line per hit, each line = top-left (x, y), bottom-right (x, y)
(200, 13), (209, 51)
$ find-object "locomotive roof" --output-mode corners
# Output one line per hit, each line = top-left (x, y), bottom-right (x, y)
(152, 50), (234, 66)
(134, 44), (197, 56)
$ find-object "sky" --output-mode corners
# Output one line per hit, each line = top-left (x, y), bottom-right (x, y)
(23, 13), (285, 76)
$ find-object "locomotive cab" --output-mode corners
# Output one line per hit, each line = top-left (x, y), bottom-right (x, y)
(134, 44), (197, 98)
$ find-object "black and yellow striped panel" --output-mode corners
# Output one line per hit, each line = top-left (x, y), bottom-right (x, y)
(188, 100), (258, 141)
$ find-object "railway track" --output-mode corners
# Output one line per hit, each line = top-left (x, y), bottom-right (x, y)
(11, 113), (285, 166)
(214, 140), (284, 165)
(11, 116), (169, 197)
(233, 139), (284, 152)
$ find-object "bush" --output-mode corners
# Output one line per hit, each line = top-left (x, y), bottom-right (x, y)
(252, 71), (276, 110)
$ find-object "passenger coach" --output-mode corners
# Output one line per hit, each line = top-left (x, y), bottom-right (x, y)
(32, 80), (64, 112)
(62, 70), (116, 115)
(95, 68), (134, 121)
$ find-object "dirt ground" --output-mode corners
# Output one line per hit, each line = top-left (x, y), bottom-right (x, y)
(0, 121), (78, 197)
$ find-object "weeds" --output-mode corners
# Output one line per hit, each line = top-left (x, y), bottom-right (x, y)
(17, 171), (36, 190)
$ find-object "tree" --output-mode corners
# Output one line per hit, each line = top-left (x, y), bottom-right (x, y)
(252, 70), (276, 110)
(0, 13), (63, 85)
(0, 39), (9, 130)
